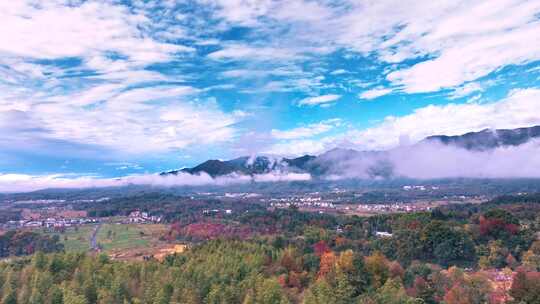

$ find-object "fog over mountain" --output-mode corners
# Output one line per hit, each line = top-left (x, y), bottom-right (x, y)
(165, 125), (540, 180)
(2, 125), (540, 193)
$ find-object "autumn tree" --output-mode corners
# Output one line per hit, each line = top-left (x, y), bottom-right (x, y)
(510, 267), (540, 303)
(365, 251), (390, 289)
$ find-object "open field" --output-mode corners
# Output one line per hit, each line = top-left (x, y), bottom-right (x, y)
(46, 225), (96, 252)
(95, 223), (168, 253)
(41, 222), (170, 254)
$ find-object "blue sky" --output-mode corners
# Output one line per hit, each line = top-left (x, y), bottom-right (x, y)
(1, 0), (540, 184)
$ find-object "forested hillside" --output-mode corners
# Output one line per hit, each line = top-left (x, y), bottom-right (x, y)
(2, 194), (540, 303)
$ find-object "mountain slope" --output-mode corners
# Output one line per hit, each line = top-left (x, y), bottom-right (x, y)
(424, 125), (540, 151)
(163, 125), (540, 178)
(162, 155), (316, 177)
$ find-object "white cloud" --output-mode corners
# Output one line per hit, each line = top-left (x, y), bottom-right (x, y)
(318, 139), (540, 180)
(348, 88), (540, 149)
(271, 119), (341, 140)
(359, 88), (393, 100)
(264, 139), (328, 156)
(1, 0), (539, 167)
(448, 82), (484, 99)
(0, 84), (240, 154)
(0, 1), (246, 157)
(0, 171), (311, 193)
(348, 0), (540, 92)
(298, 94), (340, 106)
(330, 69), (347, 75)
(0, 1), (191, 65)
(208, 45), (300, 61)
(253, 172), (310, 182)
(203, 0), (332, 26)
(205, 0), (540, 92)
(389, 140), (540, 179)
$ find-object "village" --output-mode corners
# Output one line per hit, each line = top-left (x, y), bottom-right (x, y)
(267, 196), (439, 215)
(0, 208), (162, 231)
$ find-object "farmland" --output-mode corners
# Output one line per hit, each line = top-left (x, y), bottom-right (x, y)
(43, 222), (169, 255)
(45, 224), (96, 252)
(95, 223), (168, 252)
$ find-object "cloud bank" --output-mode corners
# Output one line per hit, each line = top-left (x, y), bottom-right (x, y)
(320, 140), (540, 180)
(2, 138), (540, 192)
(0, 171), (311, 193)
(346, 88), (540, 151)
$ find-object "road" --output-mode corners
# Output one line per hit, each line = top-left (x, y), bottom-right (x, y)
(90, 223), (102, 251)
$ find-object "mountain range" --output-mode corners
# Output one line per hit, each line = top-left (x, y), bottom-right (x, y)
(423, 125), (540, 150)
(162, 125), (540, 179)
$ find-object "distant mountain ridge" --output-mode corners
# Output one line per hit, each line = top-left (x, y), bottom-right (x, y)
(161, 155), (316, 177)
(424, 125), (540, 150)
(162, 125), (540, 178)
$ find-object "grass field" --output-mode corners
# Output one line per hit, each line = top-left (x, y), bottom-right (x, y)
(96, 223), (167, 252)
(46, 225), (96, 252)
(43, 222), (168, 254)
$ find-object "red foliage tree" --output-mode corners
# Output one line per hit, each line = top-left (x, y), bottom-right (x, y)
(313, 240), (331, 257)
(318, 251), (336, 279)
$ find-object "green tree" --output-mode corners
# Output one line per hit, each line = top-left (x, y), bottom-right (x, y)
(360, 278), (423, 304)
(62, 289), (87, 304)
(50, 286), (64, 304)
(365, 252), (390, 289)
(303, 279), (337, 304)
(252, 279), (289, 304)
(335, 250), (370, 296)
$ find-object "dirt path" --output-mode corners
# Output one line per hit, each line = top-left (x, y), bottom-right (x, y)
(90, 223), (102, 251)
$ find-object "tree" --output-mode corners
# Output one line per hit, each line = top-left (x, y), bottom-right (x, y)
(421, 221), (475, 266)
(1, 292), (16, 304)
(479, 209), (519, 239)
(82, 281), (97, 304)
(206, 284), (237, 304)
(312, 241), (331, 257)
(393, 229), (423, 266)
(303, 279), (337, 304)
(336, 250), (371, 296)
(1, 270), (17, 304)
(505, 254), (518, 269)
(510, 267), (540, 303)
(443, 272), (491, 304)
(487, 240), (509, 269)
(365, 252), (390, 289)
(317, 252), (336, 279)
(32, 252), (47, 271)
(410, 277), (436, 304)
(50, 286), (64, 304)
(252, 279), (289, 304)
(522, 241), (540, 271)
(62, 289), (87, 304)
(361, 278), (423, 304)
(333, 271), (356, 304)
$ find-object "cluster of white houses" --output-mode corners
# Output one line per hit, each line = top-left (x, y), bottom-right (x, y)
(402, 185), (440, 191)
(357, 203), (431, 213)
(4, 217), (98, 229)
(127, 211), (162, 223)
(202, 208), (233, 215)
(270, 201), (336, 209)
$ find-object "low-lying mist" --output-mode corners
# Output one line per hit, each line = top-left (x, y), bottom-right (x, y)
(325, 139), (540, 180)
(0, 171), (311, 193)
(2, 139), (539, 193)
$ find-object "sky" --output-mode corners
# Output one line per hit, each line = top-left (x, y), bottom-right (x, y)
(1, 0), (540, 183)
